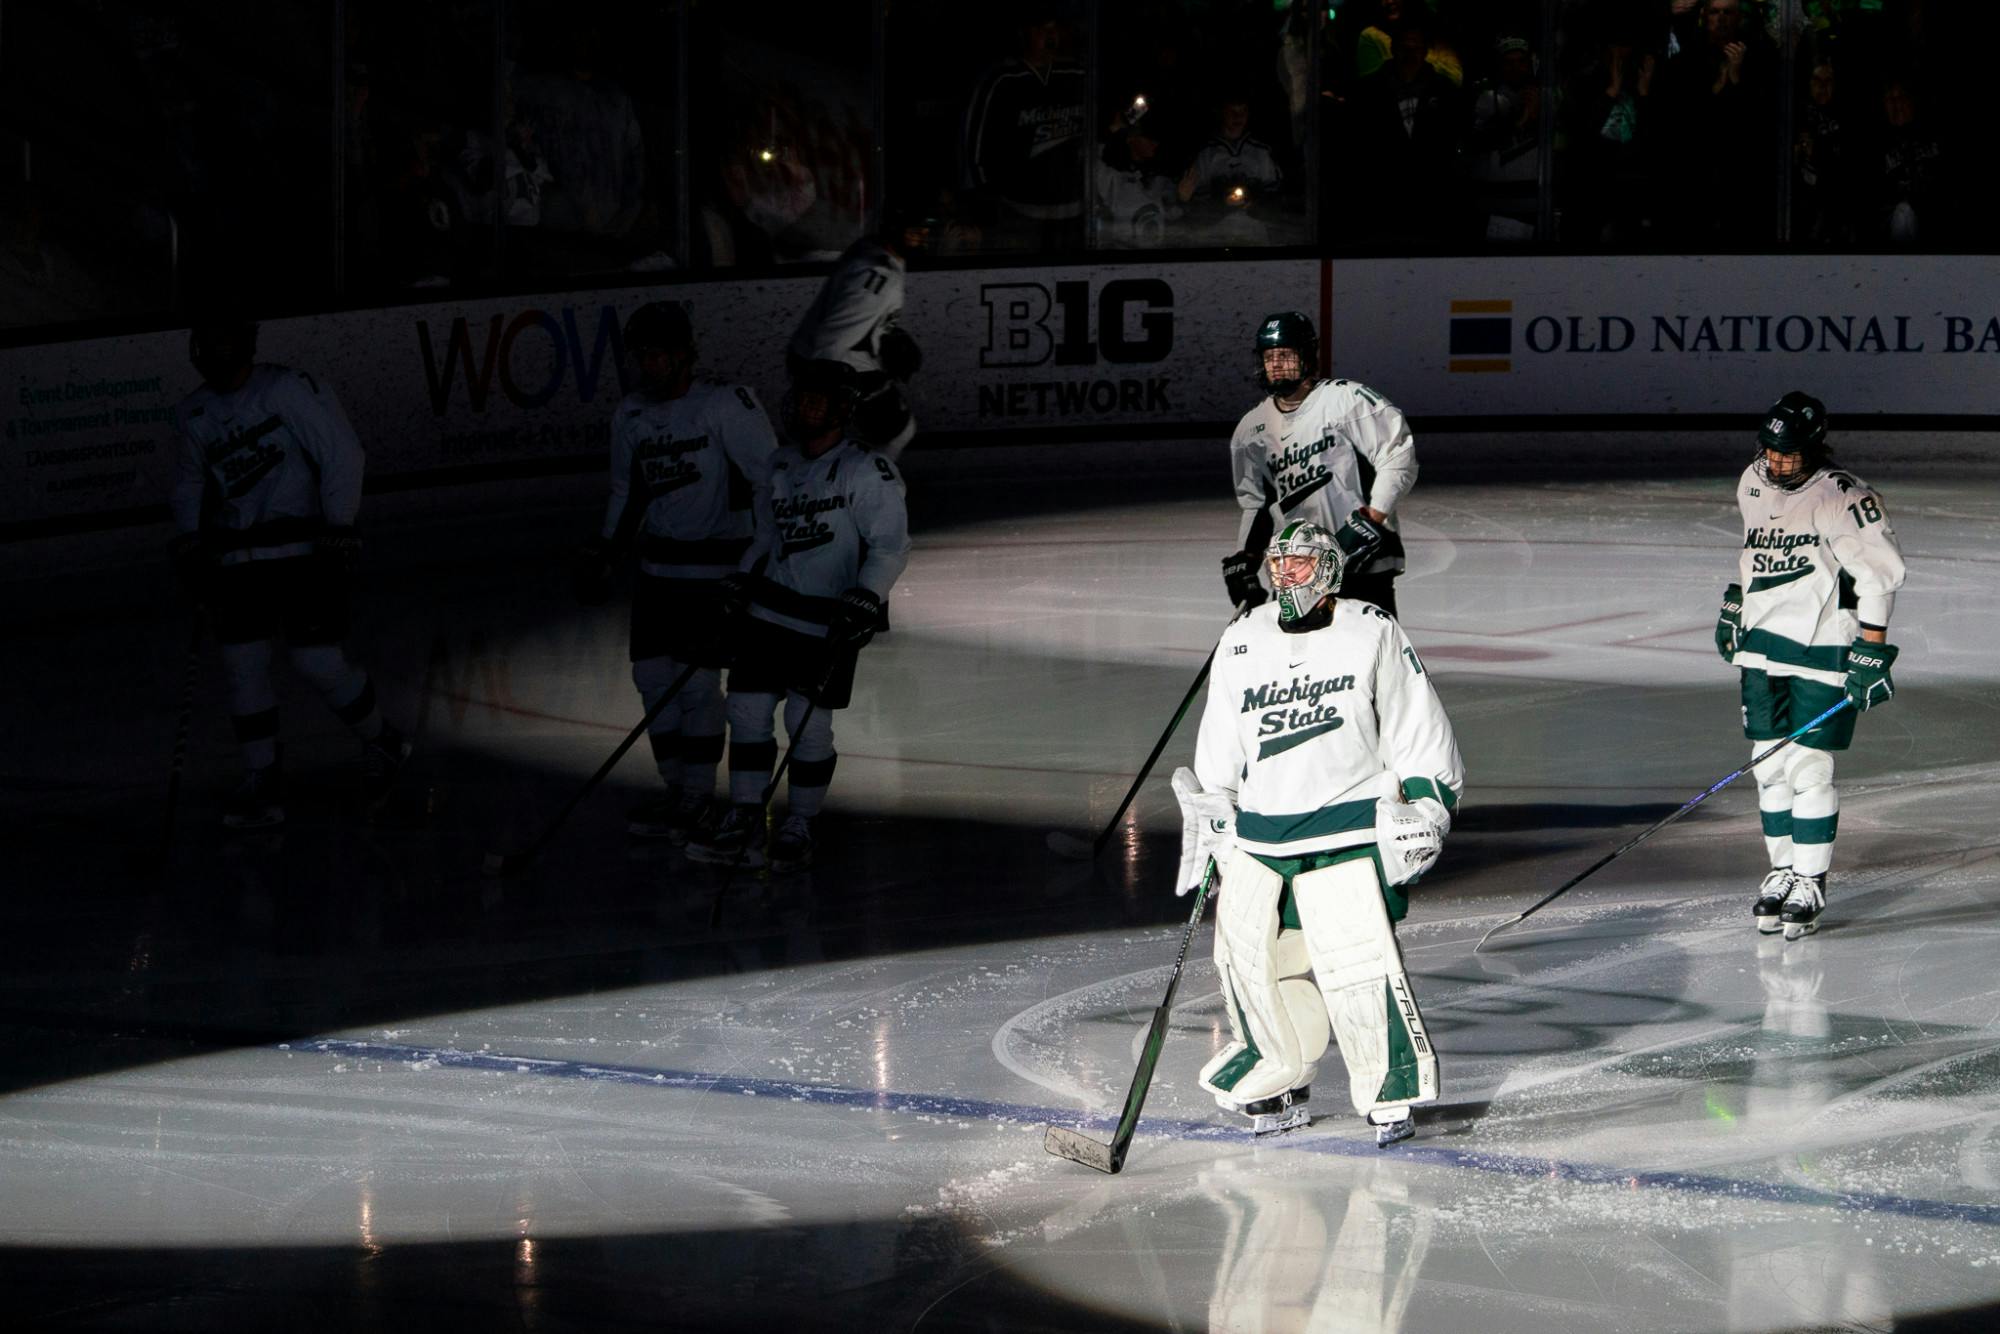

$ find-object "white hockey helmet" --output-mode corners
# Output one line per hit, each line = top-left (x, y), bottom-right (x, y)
(1266, 519), (1344, 623)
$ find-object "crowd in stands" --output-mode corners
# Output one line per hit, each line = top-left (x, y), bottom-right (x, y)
(0, 0), (1985, 333)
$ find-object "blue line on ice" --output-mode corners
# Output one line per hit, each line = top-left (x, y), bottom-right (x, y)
(295, 1037), (2000, 1229)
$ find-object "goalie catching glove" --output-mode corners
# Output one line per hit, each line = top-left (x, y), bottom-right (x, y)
(1375, 795), (1449, 887)
(1171, 766), (1235, 896)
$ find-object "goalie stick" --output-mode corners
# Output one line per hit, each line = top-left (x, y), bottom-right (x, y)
(481, 661), (701, 877)
(1043, 861), (1217, 1174)
(1046, 603), (1247, 862)
(1475, 697), (1854, 952)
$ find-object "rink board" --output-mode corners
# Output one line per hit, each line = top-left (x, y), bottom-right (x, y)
(5, 255), (1997, 535)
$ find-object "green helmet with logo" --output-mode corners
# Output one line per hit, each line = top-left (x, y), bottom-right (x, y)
(1754, 390), (1829, 490)
(1254, 311), (1318, 397)
(1266, 519), (1345, 623)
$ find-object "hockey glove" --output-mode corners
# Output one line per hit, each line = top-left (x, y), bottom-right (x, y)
(1843, 638), (1898, 710)
(169, 532), (211, 602)
(1376, 795), (1449, 887)
(317, 525), (363, 572)
(879, 326), (922, 381)
(1171, 766), (1235, 896)
(1220, 548), (1268, 609)
(1715, 583), (1744, 662)
(571, 540), (614, 606)
(1333, 509), (1386, 566)
(833, 586), (885, 647)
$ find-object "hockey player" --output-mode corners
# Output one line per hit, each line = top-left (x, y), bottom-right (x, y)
(1178, 519), (1463, 1146)
(574, 301), (777, 844)
(1715, 391), (1905, 939)
(1223, 312), (1418, 617)
(169, 314), (410, 828)
(786, 206), (928, 462)
(686, 360), (911, 872)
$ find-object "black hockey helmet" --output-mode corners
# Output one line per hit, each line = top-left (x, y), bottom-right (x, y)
(1755, 390), (1829, 489)
(785, 358), (861, 439)
(188, 304), (259, 391)
(624, 300), (694, 356)
(1254, 310), (1317, 396)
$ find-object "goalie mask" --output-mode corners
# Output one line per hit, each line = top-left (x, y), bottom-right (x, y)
(1266, 519), (1345, 623)
(1254, 311), (1318, 399)
(1754, 390), (1829, 490)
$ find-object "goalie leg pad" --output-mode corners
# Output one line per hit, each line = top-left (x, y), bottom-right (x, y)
(1200, 851), (1332, 1109)
(1294, 856), (1439, 1118)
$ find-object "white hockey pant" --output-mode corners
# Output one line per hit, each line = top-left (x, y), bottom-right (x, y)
(1754, 744), (1837, 877)
(1200, 851), (1438, 1120)
(220, 639), (378, 769)
(724, 689), (835, 815)
(632, 656), (723, 789)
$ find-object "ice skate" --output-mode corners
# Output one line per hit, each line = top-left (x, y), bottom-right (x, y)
(686, 803), (765, 868)
(1752, 867), (1791, 933)
(1371, 1107), (1415, 1148)
(1239, 1086), (1311, 1136)
(360, 724), (413, 811)
(223, 759), (285, 831)
(768, 814), (814, 872)
(1780, 871), (1825, 940)
(629, 787), (708, 844)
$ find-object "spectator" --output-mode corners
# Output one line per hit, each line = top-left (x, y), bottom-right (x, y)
(511, 23), (649, 268)
(1655, 0), (1777, 243)
(962, 5), (1088, 252)
(1179, 94), (1285, 205)
(1345, 18), (1471, 246)
(1791, 54), (1854, 244)
(1560, 25), (1659, 247)
(1094, 94), (1181, 249)
(1355, 1), (1462, 87)
(1468, 34), (1544, 241)
(1865, 75), (1946, 244)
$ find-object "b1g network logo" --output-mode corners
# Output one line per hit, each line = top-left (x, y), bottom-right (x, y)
(977, 278), (1175, 419)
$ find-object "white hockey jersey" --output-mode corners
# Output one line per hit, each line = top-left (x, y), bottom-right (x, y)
(1230, 378), (1417, 574)
(1184, 134), (1283, 200)
(171, 364), (363, 565)
(600, 382), (777, 580)
(788, 237), (905, 377)
(1733, 463), (1906, 684)
(751, 439), (912, 638)
(1195, 600), (1464, 860)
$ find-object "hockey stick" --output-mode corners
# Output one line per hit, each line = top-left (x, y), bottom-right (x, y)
(1474, 697), (1855, 953)
(1043, 862), (1217, 1174)
(481, 661), (702, 876)
(1046, 604), (1247, 861)
(154, 617), (204, 866)
(706, 657), (844, 928)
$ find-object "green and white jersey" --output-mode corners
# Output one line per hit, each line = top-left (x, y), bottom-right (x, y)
(1194, 599), (1464, 860)
(1734, 463), (1906, 685)
(601, 382), (778, 580)
(1229, 378), (1417, 574)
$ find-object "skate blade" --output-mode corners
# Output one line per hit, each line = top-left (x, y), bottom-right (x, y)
(1249, 1106), (1311, 1136)
(1755, 916), (1782, 934)
(1783, 920), (1819, 941)
(1375, 1118), (1416, 1148)
(1043, 1125), (1120, 1174)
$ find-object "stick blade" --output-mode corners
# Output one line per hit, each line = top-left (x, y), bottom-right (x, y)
(1043, 1124), (1122, 1174)
(1045, 829), (1097, 861)
(1473, 913), (1522, 954)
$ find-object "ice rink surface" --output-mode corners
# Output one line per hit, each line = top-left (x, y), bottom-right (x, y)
(4, 433), (1998, 1331)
